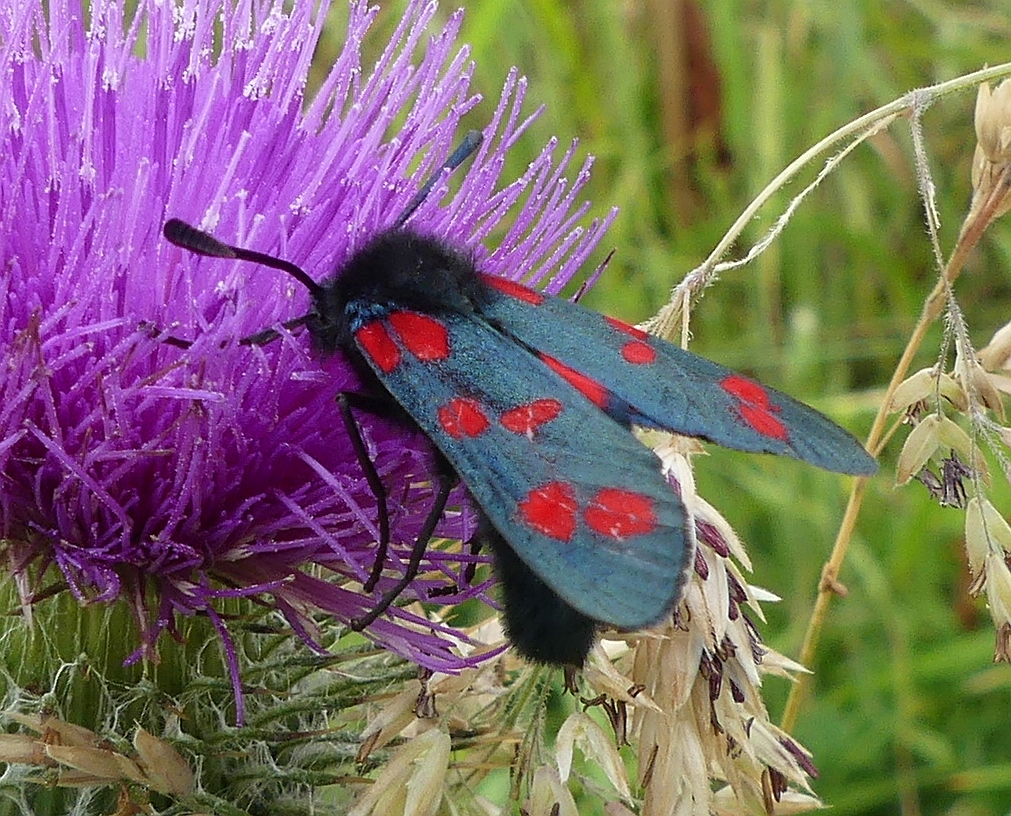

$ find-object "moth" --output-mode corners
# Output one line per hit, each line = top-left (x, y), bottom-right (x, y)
(164, 133), (875, 665)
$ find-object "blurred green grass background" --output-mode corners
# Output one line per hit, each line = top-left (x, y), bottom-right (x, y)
(319, 2), (1011, 814)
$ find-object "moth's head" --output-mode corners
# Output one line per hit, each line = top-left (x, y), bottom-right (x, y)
(303, 280), (356, 356)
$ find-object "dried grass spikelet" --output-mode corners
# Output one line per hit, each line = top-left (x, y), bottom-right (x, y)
(625, 440), (820, 816)
(350, 726), (451, 816)
(0, 713), (194, 796)
(972, 79), (1011, 218)
(893, 77), (1011, 663)
(965, 497), (1011, 661)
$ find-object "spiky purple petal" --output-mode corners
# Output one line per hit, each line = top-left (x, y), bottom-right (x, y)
(1, 0), (613, 713)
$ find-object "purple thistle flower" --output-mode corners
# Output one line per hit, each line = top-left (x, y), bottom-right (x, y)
(1, 0), (614, 720)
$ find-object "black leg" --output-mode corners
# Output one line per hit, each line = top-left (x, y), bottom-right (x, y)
(462, 532), (482, 586)
(239, 315), (309, 346)
(139, 313), (309, 349)
(427, 532), (482, 598)
(337, 392), (392, 592)
(351, 465), (456, 630)
(138, 320), (194, 349)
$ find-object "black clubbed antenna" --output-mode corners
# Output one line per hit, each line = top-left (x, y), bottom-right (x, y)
(164, 129), (485, 297)
(393, 129), (483, 228)
(163, 218), (322, 298)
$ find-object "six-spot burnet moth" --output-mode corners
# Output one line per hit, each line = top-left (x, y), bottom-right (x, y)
(164, 130), (876, 667)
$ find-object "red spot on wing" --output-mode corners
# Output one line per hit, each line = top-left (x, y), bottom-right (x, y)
(605, 316), (649, 340)
(540, 353), (609, 409)
(721, 375), (789, 441)
(438, 397), (490, 439)
(388, 311), (449, 361)
(584, 488), (657, 538)
(481, 274), (545, 305)
(722, 375), (769, 404)
(621, 340), (656, 365)
(500, 398), (563, 435)
(605, 317), (656, 364)
(518, 481), (578, 541)
(356, 322), (400, 373)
